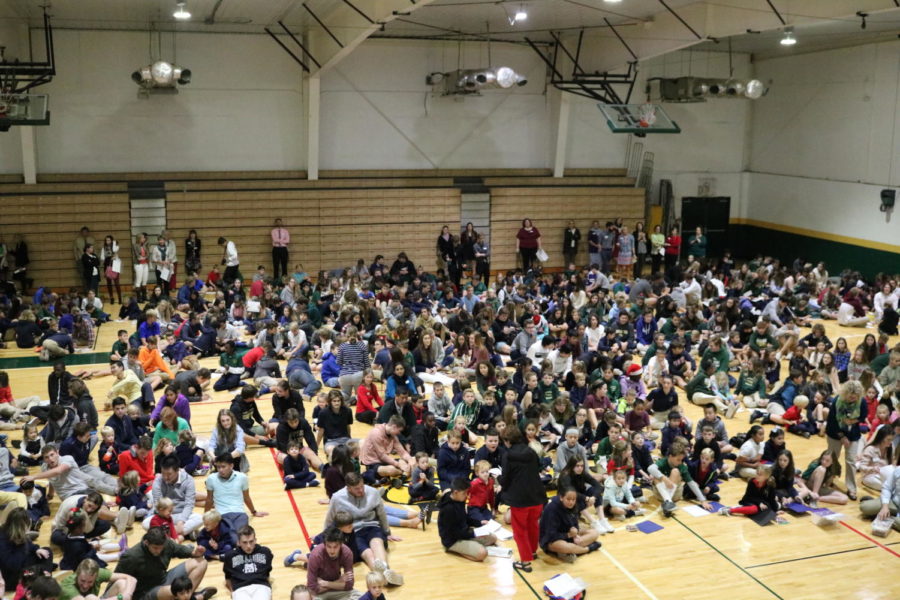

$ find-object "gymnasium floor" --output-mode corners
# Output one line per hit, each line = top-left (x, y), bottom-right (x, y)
(3, 318), (898, 600)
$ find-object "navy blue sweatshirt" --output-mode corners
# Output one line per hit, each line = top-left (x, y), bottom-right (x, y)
(437, 442), (470, 490)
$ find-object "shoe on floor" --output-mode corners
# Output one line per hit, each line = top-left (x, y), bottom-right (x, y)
(114, 508), (130, 534)
(383, 569), (404, 586)
(556, 553), (576, 564)
(725, 401), (739, 419)
(662, 500), (677, 517)
(194, 587), (217, 600)
(283, 549), (304, 567)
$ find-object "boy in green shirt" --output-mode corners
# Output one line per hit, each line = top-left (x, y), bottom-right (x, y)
(110, 329), (130, 361)
(60, 560), (136, 600)
(649, 443), (712, 517)
(536, 371), (560, 404)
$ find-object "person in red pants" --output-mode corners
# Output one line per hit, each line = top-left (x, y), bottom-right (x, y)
(719, 464), (783, 517)
(499, 427), (546, 572)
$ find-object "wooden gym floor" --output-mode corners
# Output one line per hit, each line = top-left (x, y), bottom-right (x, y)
(2, 318), (898, 600)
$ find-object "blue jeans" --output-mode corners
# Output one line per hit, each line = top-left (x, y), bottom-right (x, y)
(288, 368), (322, 398)
(221, 512), (248, 545)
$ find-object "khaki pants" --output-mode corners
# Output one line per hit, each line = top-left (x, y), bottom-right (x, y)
(0, 491), (28, 514)
(41, 339), (70, 359)
(859, 499), (900, 531)
(448, 535), (494, 560)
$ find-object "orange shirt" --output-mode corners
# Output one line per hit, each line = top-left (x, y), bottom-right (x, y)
(138, 346), (173, 377)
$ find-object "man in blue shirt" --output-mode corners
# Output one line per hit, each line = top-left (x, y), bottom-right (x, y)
(205, 453), (268, 544)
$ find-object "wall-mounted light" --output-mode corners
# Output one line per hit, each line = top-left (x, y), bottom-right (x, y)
(173, 2), (191, 20)
(780, 27), (797, 46)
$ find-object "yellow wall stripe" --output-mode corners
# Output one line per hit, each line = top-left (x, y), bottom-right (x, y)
(729, 218), (900, 254)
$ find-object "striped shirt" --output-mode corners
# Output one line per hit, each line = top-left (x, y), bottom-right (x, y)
(336, 341), (370, 375)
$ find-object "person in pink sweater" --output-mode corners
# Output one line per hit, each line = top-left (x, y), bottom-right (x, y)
(359, 416), (412, 481)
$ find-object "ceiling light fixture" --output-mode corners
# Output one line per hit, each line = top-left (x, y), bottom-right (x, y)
(173, 2), (191, 20)
(514, 9), (528, 22)
(780, 27), (796, 46)
(604, 0), (623, 3)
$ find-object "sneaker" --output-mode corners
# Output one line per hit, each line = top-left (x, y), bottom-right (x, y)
(119, 533), (128, 551)
(258, 438), (277, 448)
(114, 508), (130, 534)
(373, 559), (388, 573)
(283, 549), (304, 567)
(706, 493), (720, 502)
(556, 553), (577, 564)
(383, 569), (404, 586)
(26, 530), (39, 542)
(613, 514), (626, 521)
(725, 401), (739, 419)
(391, 478), (404, 489)
(718, 507), (731, 516)
(591, 519), (607, 535)
(193, 587), (217, 600)
(602, 519), (616, 533)
(308, 479), (320, 487)
(586, 541), (602, 553)
(127, 506), (137, 528)
(11, 439), (21, 449)
(749, 410), (761, 423)
(662, 500), (677, 518)
(422, 502), (435, 526)
(633, 508), (646, 516)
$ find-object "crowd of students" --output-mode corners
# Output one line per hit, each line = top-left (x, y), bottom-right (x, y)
(0, 218), (899, 598)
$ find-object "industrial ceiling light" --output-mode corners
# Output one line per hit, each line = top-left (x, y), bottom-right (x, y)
(173, 2), (191, 20)
(604, 0), (623, 3)
(430, 67), (527, 95)
(132, 60), (192, 95)
(514, 9), (528, 22)
(780, 27), (796, 46)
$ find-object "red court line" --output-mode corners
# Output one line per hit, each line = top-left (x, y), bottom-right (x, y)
(268, 447), (313, 549)
(840, 521), (900, 558)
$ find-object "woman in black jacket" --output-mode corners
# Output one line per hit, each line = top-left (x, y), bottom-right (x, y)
(499, 426), (545, 572)
(538, 488), (601, 563)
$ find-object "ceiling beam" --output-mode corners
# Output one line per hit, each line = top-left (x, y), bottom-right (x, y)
(305, 0), (439, 76)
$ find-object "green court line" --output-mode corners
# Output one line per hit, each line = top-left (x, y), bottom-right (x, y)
(0, 351), (111, 369)
(513, 565), (544, 600)
(672, 516), (785, 600)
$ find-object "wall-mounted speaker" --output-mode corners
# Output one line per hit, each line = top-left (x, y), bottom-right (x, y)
(881, 189), (896, 212)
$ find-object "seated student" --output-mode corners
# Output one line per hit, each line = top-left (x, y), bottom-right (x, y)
(647, 376), (679, 430)
(359, 415), (412, 484)
(719, 464), (783, 518)
(356, 371), (383, 425)
(58, 509), (123, 572)
(771, 449), (815, 505)
(693, 404), (733, 454)
(408, 452), (438, 503)
(473, 429), (505, 471)
(437, 430), (470, 492)
(554, 428), (599, 486)
(686, 359), (729, 414)
(649, 442), (713, 517)
(377, 387), (417, 442)
(538, 486), (602, 563)
(474, 392), (500, 435)
(409, 412), (440, 458)
(59, 558), (136, 600)
(305, 527), (358, 599)
(97, 427), (120, 475)
(735, 425), (766, 480)
(229, 386), (277, 448)
(215, 341), (245, 392)
(859, 462), (900, 531)
(467, 460), (498, 523)
(359, 572), (387, 600)
(603, 467), (644, 520)
(566, 407), (595, 450)
(223, 525), (273, 600)
(687, 445), (722, 502)
(175, 430), (206, 476)
(594, 421), (625, 467)
(660, 411), (692, 456)
(197, 509), (234, 561)
(665, 340), (695, 388)
(17, 480), (50, 528)
(149, 497), (180, 542)
(801, 450), (849, 505)
(623, 398), (654, 440)
(283, 441), (319, 490)
(437, 477), (497, 562)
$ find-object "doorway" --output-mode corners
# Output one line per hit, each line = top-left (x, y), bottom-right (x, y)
(680, 196), (730, 260)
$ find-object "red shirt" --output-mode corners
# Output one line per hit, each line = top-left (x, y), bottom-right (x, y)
(782, 404), (802, 423)
(149, 513), (178, 539)
(249, 279), (264, 298)
(356, 384), (383, 413)
(242, 345), (265, 369)
(0, 386), (12, 404)
(468, 476), (496, 510)
(118, 448), (155, 485)
(516, 227), (541, 249)
(665, 235), (681, 256)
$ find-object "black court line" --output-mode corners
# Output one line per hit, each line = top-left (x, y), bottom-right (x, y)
(673, 516), (784, 600)
(513, 567), (544, 600)
(745, 541), (900, 569)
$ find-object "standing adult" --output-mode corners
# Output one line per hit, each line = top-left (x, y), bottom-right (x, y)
(687, 226), (707, 262)
(615, 225), (633, 280)
(184, 230), (202, 277)
(825, 380), (867, 500)
(74, 227), (95, 282)
(160, 230), (178, 290)
(115, 527), (213, 600)
(473, 233), (490, 282)
(435, 226), (455, 273)
(336, 326), (370, 402)
(151, 236), (174, 296)
(9, 233), (32, 294)
(219, 237), (240, 285)
(633, 222), (648, 279)
(271, 219), (290, 280)
(599, 222), (616, 275)
(82, 244), (101, 295)
(460, 222), (477, 274)
(587, 220), (602, 269)
(132, 233), (150, 302)
(562, 220), (581, 267)
(664, 225), (682, 272)
(649, 224), (665, 274)
(100, 235), (123, 305)
(499, 426), (545, 573)
(515, 219), (542, 274)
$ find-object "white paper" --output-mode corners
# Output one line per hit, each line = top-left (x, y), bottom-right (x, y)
(544, 573), (584, 599)
(159, 267), (171, 281)
(246, 300), (261, 312)
(111, 258), (122, 273)
(473, 520), (501, 536)
(682, 504), (711, 517)
(485, 546), (512, 558)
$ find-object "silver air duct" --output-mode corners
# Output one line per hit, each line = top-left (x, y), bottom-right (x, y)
(650, 77), (766, 103)
(427, 67), (527, 96)
(131, 61), (192, 96)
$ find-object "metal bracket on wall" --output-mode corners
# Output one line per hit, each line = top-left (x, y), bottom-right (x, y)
(525, 29), (637, 105)
(264, 21), (321, 73)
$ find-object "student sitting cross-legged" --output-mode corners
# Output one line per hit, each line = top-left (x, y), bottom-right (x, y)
(437, 477), (497, 562)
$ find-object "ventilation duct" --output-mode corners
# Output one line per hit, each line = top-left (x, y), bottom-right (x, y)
(131, 61), (192, 96)
(649, 77), (766, 103)
(427, 67), (527, 96)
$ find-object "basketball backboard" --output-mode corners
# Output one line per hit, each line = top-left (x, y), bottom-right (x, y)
(598, 103), (681, 135)
(0, 94), (50, 132)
